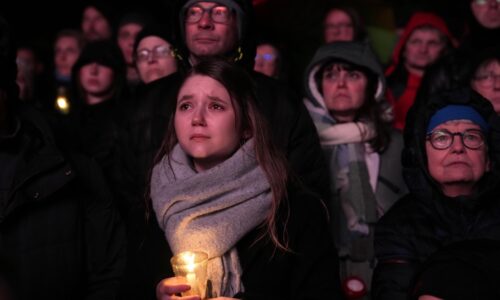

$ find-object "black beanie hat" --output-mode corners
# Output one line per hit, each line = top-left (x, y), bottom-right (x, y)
(0, 15), (19, 100)
(73, 40), (125, 73)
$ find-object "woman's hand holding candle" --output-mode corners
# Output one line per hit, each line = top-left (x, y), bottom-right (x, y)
(156, 276), (201, 300)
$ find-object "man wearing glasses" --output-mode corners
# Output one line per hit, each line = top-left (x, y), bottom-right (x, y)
(172, 0), (329, 200)
(182, 1), (240, 64)
(372, 88), (500, 299)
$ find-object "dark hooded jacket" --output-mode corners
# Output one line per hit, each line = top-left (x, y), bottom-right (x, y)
(372, 88), (500, 300)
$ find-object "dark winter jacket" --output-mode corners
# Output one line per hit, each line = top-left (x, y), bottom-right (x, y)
(372, 88), (500, 300)
(0, 102), (126, 300)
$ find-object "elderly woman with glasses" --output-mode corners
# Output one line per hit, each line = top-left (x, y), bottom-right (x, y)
(372, 87), (500, 299)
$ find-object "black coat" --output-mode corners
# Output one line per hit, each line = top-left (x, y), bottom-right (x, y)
(0, 103), (126, 300)
(372, 88), (500, 300)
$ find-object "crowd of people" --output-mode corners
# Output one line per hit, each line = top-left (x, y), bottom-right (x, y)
(1, 0), (500, 299)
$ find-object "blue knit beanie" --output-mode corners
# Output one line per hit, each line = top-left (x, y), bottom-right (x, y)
(427, 105), (489, 134)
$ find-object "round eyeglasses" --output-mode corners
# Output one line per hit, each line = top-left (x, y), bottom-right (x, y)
(426, 129), (485, 150)
(135, 45), (172, 63)
(473, 72), (500, 88)
(185, 5), (232, 24)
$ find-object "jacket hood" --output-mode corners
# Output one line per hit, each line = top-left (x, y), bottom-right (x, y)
(173, 0), (256, 69)
(386, 12), (457, 77)
(303, 41), (386, 118)
(402, 87), (500, 202)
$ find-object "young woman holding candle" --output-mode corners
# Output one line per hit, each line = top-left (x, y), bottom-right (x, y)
(150, 58), (342, 300)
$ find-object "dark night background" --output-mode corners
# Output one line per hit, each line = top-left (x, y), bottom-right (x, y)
(0, 0), (464, 87)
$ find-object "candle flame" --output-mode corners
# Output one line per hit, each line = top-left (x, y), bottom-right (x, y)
(56, 96), (70, 114)
(181, 252), (196, 272)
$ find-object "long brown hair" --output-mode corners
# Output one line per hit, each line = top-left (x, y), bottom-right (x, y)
(153, 57), (290, 250)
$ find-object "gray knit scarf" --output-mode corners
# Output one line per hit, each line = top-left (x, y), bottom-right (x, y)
(150, 139), (271, 297)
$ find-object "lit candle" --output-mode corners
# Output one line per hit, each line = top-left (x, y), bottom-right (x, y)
(171, 251), (208, 298)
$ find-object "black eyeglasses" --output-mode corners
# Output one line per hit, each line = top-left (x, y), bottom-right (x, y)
(426, 129), (485, 150)
(473, 72), (500, 88)
(135, 45), (172, 63)
(185, 5), (232, 24)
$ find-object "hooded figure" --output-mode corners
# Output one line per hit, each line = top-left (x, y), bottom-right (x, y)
(373, 87), (500, 299)
(386, 12), (456, 131)
(304, 41), (407, 298)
